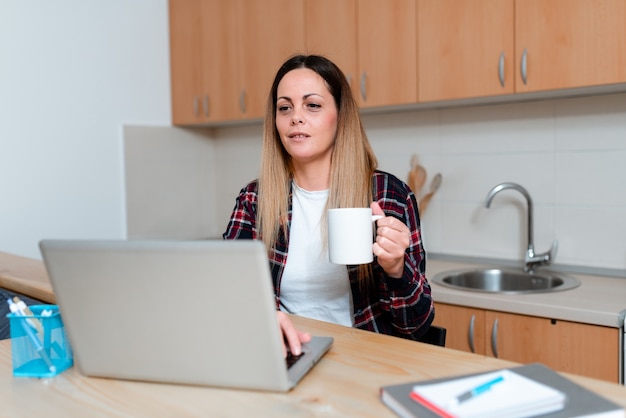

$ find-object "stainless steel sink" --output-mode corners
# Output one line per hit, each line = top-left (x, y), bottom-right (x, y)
(432, 268), (580, 294)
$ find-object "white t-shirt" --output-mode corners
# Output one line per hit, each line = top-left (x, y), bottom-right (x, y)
(279, 182), (354, 327)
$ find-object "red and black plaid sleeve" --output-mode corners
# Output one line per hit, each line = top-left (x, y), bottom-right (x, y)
(352, 171), (434, 340)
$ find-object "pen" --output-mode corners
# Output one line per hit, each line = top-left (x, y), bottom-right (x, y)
(7, 299), (57, 374)
(13, 296), (43, 333)
(452, 375), (504, 406)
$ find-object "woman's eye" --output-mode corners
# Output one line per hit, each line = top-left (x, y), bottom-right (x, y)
(277, 105), (291, 112)
(307, 103), (321, 110)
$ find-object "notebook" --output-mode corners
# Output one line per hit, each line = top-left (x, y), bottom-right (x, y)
(381, 363), (625, 418)
(407, 368), (566, 418)
(39, 239), (333, 392)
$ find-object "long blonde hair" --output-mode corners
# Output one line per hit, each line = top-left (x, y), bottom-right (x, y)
(258, 55), (378, 286)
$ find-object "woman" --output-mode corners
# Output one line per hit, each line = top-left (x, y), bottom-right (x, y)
(223, 55), (433, 356)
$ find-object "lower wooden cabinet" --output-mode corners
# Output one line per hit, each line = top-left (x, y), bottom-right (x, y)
(432, 302), (620, 383)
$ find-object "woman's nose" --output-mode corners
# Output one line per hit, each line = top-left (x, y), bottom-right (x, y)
(291, 113), (304, 125)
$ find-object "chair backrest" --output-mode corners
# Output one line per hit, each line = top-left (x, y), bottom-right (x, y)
(418, 325), (447, 347)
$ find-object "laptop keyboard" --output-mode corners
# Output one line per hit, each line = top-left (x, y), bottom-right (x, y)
(286, 352), (304, 369)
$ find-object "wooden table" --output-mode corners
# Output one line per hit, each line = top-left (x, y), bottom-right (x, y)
(1, 251), (626, 416)
(0, 314), (625, 417)
(0, 252), (55, 304)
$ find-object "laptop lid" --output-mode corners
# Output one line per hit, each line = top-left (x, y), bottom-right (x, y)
(39, 239), (333, 392)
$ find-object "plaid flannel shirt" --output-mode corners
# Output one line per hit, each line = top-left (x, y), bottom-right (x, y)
(223, 170), (434, 340)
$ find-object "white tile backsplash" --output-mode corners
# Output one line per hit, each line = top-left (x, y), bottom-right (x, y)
(555, 93), (626, 151)
(440, 153), (556, 202)
(439, 100), (555, 154)
(363, 110), (441, 155)
(556, 150), (626, 206)
(555, 207), (626, 269)
(124, 126), (215, 240)
(363, 109), (442, 179)
(213, 124), (264, 237)
(124, 93), (626, 272)
(362, 93), (626, 271)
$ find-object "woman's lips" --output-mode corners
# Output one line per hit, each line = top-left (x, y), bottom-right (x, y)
(288, 132), (310, 142)
(289, 131), (309, 138)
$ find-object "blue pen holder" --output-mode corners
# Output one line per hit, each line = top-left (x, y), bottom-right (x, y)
(7, 304), (73, 377)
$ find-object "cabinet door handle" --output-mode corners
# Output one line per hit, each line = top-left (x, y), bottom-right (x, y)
(193, 96), (200, 118)
(468, 314), (476, 353)
(491, 318), (499, 358)
(239, 90), (246, 114)
(203, 95), (209, 118)
(520, 48), (528, 85)
(498, 52), (505, 87)
(360, 72), (367, 102)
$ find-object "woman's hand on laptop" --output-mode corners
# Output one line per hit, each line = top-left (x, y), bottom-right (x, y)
(277, 311), (311, 357)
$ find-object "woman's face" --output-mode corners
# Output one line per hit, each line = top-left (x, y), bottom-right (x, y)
(275, 68), (338, 168)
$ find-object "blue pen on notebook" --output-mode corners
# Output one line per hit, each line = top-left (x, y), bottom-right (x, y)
(452, 375), (504, 406)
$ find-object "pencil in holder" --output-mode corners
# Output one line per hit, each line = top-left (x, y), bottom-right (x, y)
(7, 304), (73, 377)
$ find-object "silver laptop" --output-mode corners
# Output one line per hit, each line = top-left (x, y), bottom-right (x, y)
(39, 239), (333, 391)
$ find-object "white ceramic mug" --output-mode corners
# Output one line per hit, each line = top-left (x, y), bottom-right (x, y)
(327, 208), (383, 265)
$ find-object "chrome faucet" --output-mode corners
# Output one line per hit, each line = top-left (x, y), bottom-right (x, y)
(484, 182), (558, 273)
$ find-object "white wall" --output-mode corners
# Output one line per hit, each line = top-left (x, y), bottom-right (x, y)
(0, 1), (171, 258)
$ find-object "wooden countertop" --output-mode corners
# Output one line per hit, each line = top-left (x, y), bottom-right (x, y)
(427, 257), (626, 328)
(1, 315), (625, 417)
(0, 252), (55, 304)
(3, 250), (624, 328)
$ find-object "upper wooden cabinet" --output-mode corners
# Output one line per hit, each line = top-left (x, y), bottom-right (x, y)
(169, 0), (203, 125)
(169, 0), (305, 125)
(417, 0), (626, 102)
(170, 0), (626, 124)
(305, 0), (358, 93)
(169, 0), (240, 124)
(356, 0), (417, 108)
(237, 0), (305, 119)
(515, 0), (626, 93)
(199, 0), (239, 122)
(305, 0), (417, 109)
(417, 0), (515, 102)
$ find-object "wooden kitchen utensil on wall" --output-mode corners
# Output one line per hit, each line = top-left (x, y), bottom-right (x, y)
(408, 154), (442, 214)
(419, 173), (442, 213)
(408, 154), (427, 196)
